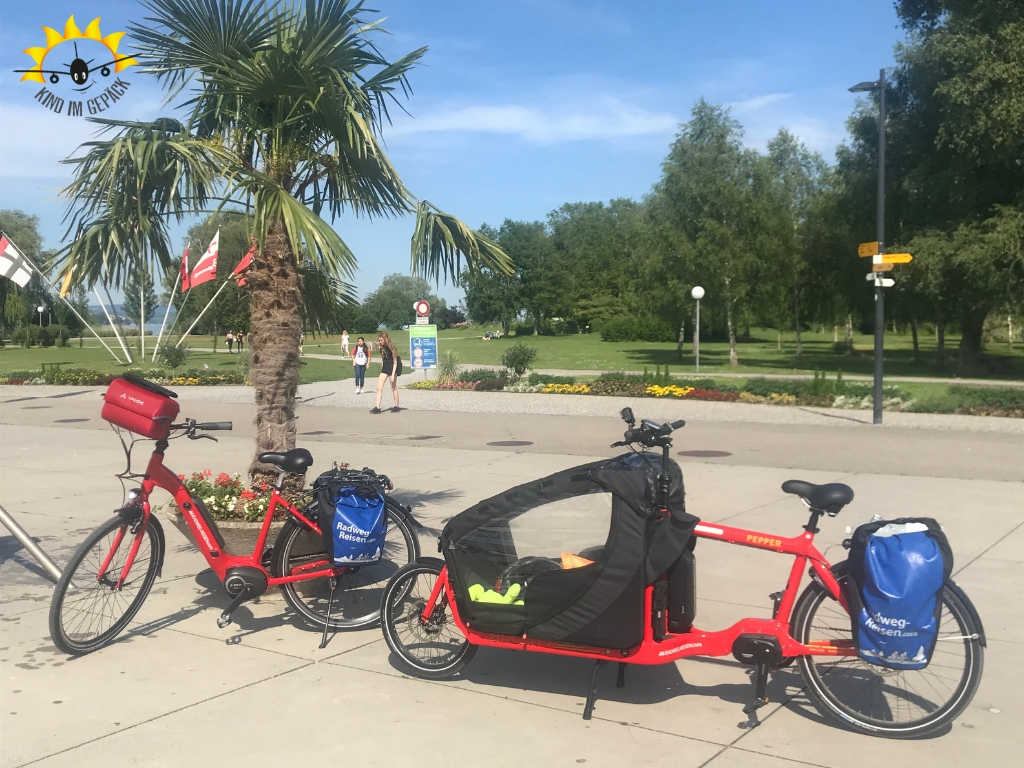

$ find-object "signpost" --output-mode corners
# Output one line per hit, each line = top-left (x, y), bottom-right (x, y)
(857, 241), (879, 258)
(874, 253), (913, 264)
(409, 324), (438, 370)
(413, 300), (430, 325)
(871, 262), (895, 272)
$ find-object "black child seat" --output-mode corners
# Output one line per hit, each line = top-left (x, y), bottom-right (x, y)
(258, 448), (314, 474)
(440, 452), (698, 650)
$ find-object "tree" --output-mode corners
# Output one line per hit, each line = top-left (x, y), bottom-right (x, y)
(57, 0), (508, 480)
(362, 274), (439, 329)
(654, 101), (766, 365)
(123, 266), (159, 336)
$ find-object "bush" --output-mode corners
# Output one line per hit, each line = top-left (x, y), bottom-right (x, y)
(512, 322), (535, 337)
(156, 345), (188, 369)
(458, 368), (505, 383)
(598, 315), (674, 342)
(438, 351), (459, 385)
(44, 324), (69, 347)
(12, 326), (41, 347)
(527, 373), (576, 385)
(501, 342), (537, 380)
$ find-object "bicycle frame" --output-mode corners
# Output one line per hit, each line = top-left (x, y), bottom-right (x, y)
(107, 442), (335, 588)
(420, 518), (856, 664)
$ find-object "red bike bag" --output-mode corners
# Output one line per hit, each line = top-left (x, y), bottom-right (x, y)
(101, 377), (180, 439)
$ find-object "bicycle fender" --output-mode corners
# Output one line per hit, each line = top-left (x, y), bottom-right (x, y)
(415, 556), (446, 569)
(945, 578), (986, 647)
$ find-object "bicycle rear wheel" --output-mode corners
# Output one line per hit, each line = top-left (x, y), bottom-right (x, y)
(274, 498), (418, 630)
(381, 560), (476, 679)
(792, 567), (984, 738)
(49, 514), (164, 655)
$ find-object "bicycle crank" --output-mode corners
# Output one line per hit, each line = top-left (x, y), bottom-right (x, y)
(217, 567), (269, 628)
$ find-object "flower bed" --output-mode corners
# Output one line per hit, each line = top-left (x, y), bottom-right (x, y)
(0, 366), (246, 386)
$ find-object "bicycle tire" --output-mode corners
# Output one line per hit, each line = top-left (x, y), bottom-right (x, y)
(381, 560), (477, 679)
(274, 498), (419, 630)
(49, 513), (164, 655)
(792, 565), (984, 738)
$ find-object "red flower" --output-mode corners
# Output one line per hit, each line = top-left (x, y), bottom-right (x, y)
(259, 482), (269, 491)
(202, 469), (212, 478)
(215, 472), (233, 486)
(240, 489), (256, 501)
(177, 474), (185, 481)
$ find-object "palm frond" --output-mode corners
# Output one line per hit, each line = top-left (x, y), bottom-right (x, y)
(57, 117), (235, 285)
(300, 260), (358, 331)
(411, 201), (513, 283)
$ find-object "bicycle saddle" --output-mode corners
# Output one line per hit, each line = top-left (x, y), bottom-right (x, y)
(258, 448), (314, 473)
(781, 480), (854, 514)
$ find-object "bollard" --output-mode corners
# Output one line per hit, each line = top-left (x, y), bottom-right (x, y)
(0, 503), (62, 582)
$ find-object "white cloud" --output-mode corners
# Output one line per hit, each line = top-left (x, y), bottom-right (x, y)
(728, 92), (791, 114)
(388, 96), (678, 144)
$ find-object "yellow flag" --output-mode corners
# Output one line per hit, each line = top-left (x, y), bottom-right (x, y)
(59, 267), (74, 298)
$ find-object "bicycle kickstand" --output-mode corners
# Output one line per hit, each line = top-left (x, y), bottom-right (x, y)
(319, 576), (338, 650)
(739, 661), (770, 730)
(582, 659), (605, 721)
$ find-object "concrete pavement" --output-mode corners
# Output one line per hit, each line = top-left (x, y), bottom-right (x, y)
(1, 384), (1021, 767)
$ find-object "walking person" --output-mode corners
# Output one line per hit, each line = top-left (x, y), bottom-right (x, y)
(351, 336), (370, 394)
(341, 329), (350, 356)
(226, 331), (234, 353)
(371, 331), (402, 413)
(236, 331), (244, 353)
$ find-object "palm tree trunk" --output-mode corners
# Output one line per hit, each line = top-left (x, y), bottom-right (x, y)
(247, 221), (303, 485)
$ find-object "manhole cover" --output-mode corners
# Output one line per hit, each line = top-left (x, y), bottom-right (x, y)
(678, 450), (732, 458)
(487, 440), (534, 447)
(54, 418), (89, 423)
(300, 430), (332, 435)
(408, 435), (442, 441)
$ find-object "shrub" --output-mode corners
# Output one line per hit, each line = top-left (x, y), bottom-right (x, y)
(437, 351), (459, 385)
(501, 342), (537, 380)
(45, 324), (69, 347)
(598, 315), (674, 342)
(157, 345), (188, 369)
(512, 322), (535, 337)
(12, 326), (40, 347)
(527, 373), (576, 385)
(458, 368), (505, 383)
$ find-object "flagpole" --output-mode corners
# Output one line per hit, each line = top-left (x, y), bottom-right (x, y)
(139, 269), (145, 359)
(151, 271), (180, 363)
(9, 243), (124, 364)
(175, 279), (231, 349)
(96, 287), (132, 363)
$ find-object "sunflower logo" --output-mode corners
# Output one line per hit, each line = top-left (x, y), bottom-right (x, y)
(15, 15), (138, 117)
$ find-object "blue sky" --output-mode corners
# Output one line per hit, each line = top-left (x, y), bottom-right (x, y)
(0, 0), (905, 304)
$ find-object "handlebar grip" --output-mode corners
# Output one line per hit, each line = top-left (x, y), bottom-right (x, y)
(671, 419), (686, 429)
(197, 421), (233, 431)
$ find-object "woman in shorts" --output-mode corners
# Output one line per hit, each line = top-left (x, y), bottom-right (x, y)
(371, 331), (402, 413)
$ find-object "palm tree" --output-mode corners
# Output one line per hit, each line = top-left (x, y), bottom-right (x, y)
(57, 0), (509, 479)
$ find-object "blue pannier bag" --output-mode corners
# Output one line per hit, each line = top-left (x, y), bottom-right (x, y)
(846, 517), (952, 670)
(326, 487), (387, 564)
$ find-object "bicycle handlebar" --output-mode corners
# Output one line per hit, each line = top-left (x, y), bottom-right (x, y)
(196, 422), (233, 431)
(614, 414), (685, 448)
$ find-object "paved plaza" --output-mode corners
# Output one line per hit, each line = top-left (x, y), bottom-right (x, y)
(1, 384), (1021, 766)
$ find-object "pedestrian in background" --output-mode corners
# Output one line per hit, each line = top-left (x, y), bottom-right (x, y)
(226, 331), (234, 353)
(341, 329), (350, 356)
(351, 336), (370, 394)
(236, 331), (245, 353)
(371, 331), (402, 413)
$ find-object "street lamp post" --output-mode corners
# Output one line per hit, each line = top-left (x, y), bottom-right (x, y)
(691, 285), (705, 373)
(850, 68), (887, 425)
(36, 305), (44, 328)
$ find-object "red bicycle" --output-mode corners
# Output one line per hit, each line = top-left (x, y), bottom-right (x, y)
(381, 407), (985, 737)
(49, 374), (418, 655)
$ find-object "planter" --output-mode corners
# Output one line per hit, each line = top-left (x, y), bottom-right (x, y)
(168, 511), (284, 555)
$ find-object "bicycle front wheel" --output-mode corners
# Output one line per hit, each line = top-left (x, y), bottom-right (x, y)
(274, 499), (419, 630)
(792, 567), (984, 738)
(381, 560), (477, 679)
(49, 514), (164, 655)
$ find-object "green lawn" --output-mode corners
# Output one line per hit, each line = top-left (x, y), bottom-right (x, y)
(3, 325), (1023, 383)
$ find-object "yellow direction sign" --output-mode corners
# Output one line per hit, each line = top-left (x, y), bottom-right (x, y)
(879, 252), (913, 264)
(872, 262), (895, 272)
(858, 241), (879, 258)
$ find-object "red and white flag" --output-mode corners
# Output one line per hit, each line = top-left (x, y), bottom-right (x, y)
(0, 234), (32, 287)
(179, 244), (191, 291)
(189, 230), (219, 288)
(231, 242), (255, 286)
